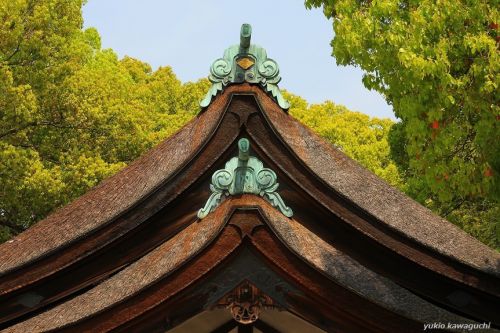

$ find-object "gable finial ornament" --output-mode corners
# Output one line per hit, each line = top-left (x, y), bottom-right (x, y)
(197, 138), (293, 219)
(200, 24), (290, 110)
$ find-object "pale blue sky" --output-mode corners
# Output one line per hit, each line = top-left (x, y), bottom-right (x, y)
(82, 0), (394, 119)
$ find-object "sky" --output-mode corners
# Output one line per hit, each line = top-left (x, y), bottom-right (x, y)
(82, 0), (395, 119)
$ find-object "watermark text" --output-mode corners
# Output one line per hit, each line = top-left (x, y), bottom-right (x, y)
(423, 322), (491, 331)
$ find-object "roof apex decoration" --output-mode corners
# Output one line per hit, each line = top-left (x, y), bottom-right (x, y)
(197, 138), (293, 219)
(200, 23), (290, 110)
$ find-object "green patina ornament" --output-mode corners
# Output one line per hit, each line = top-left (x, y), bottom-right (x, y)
(197, 138), (293, 219)
(200, 24), (290, 110)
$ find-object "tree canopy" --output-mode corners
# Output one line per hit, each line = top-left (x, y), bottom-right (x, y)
(0, 0), (208, 241)
(305, 0), (499, 249)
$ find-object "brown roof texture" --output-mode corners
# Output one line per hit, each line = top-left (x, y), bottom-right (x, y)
(3, 198), (233, 332)
(1, 84), (497, 275)
(259, 200), (485, 326)
(4, 196), (488, 333)
(0, 84), (498, 332)
(0, 90), (228, 275)
(255, 87), (500, 275)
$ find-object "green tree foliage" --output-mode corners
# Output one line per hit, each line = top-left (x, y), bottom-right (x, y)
(305, 0), (499, 249)
(284, 91), (404, 189)
(0, 0), (209, 242)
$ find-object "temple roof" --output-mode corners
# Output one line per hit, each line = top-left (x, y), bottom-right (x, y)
(1, 84), (497, 276)
(3, 196), (487, 332)
(200, 23), (289, 109)
(0, 25), (499, 333)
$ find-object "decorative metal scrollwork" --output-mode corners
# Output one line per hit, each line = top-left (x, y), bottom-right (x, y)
(211, 58), (232, 78)
(197, 138), (293, 219)
(258, 59), (279, 79)
(200, 23), (290, 110)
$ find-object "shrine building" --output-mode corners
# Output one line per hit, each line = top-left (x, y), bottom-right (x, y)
(0, 24), (499, 333)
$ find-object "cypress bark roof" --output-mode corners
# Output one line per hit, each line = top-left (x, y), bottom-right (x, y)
(0, 91), (228, 275)
(1, 85), (497, 275)
(4, 196), (480, 333)
(0, 84), (498, 332)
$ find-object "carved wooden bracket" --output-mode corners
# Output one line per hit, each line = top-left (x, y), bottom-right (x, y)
(215, 281), (278, 325)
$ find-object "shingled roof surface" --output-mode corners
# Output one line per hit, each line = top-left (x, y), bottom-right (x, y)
(0, 84), (498, 333)
(1, 85), (497, 275)
(0, 91), (228, 275)
(4, 196), (481, 333)
(254, 86), (500, 275)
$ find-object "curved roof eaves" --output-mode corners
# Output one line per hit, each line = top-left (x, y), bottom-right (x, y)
(0, 93), (229, 275)
(255, 90), (500, 276)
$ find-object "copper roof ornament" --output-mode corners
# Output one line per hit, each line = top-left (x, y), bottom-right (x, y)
(200, 23), (290, 110)
(197, 138), (293, 219)
(215, 281), (278, 325)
